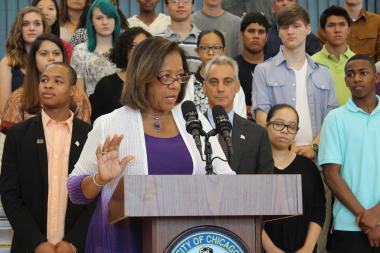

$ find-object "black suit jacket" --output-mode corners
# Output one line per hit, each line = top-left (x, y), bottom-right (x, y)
(0, 114), (94, 253)
(206, 112), (274, 174)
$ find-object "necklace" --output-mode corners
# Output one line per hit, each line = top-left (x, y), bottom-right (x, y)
(149, 112), (167, 131)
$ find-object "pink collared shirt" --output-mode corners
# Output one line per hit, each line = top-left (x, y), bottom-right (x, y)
(41, 109), (73, 244)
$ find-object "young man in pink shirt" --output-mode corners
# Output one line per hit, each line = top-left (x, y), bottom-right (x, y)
(0, 63), (94, 253)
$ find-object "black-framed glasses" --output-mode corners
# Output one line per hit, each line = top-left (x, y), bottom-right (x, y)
(269, 121), (299, 134)
(198, 45), (224, 53)
(157, 72), (191, 86)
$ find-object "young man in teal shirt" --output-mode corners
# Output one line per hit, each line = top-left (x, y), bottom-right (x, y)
(319, 54), (380, 252)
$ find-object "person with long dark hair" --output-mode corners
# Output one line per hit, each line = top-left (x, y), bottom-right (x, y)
(31, 0), (73, 59)
(1, 33), (91, 133)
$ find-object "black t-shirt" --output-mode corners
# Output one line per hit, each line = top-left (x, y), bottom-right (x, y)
(234, 55), (259, 106)
(90, 72), (123, 123)
(264, 155), (326, 253)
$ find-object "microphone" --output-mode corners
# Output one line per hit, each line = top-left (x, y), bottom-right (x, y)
(212, 105), (233, 156)
(181, 101), (203, 155)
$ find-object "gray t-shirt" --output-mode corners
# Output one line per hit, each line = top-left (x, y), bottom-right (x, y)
(190, 10), (242, 58)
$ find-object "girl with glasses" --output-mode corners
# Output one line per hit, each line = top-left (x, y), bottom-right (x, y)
(184, 29), (247, 118)
(262, 104), (326, 253)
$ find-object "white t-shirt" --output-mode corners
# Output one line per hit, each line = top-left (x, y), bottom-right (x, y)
(127, 13), (171, 35)
(294, 59), (313, 145)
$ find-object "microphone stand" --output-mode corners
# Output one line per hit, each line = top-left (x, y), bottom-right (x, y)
(201, 129), (217, 175)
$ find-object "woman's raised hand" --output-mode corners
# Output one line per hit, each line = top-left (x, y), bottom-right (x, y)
(95, 134), (134, 185)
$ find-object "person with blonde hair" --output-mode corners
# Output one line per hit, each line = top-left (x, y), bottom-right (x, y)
(0, 6), (47, 116)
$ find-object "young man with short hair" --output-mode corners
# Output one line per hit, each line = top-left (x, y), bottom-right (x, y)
(252, 4), (338, 160)
(0, 63), (94, 253)
(128, 0), (171, 35)
(313, 5), (354, 106)
(203, 55), (273, 174)
(160, 0), (201, 73)
(235, 12), (270, 120)
(190, 0), (242, 58)
(319, 54), (380, 253)
(265, 0), (321, 58)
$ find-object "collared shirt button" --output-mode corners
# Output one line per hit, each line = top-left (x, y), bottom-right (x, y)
(292, 83), (296, 86)
(292, 98), (296, 101)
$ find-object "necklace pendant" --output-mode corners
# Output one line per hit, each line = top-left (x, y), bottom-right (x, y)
(153, 117), (161, 131)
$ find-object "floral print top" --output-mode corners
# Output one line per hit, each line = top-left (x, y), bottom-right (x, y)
(71, 42), (120, 96)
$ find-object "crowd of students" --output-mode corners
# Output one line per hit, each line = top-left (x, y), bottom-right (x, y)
(0, 0), (379, 252)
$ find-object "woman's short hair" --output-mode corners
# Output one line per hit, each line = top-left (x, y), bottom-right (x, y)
(22, 33), (69, 114)
(120, 36), (189, 112)
(31, 0), (61, 36)
(109, 27), (151, 70)
(6, 6), (48, 68)
(86, 0), (121, 52)
(196, 29), (226, 48)
(266, 104), (300, 126)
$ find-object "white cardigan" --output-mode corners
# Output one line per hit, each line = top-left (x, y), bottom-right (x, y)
(70, 105), (235, 199)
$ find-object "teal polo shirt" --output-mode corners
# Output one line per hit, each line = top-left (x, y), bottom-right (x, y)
(312, 46), (355, 105)
(319, 96), (380, 231)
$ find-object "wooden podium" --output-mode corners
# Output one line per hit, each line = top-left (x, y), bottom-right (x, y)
(109, 175), (302, 253)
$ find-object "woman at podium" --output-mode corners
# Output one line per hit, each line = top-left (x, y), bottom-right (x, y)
(67, 36), (234, 252)
(262, 104), (326, 253)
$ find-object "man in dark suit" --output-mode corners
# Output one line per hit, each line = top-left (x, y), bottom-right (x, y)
(0, 63), (94, 253)
(202, 55), (273, 174)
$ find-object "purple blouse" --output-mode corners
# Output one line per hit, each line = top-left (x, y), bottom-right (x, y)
(67, 134), (193, 252)
(145, 134), (193, 175)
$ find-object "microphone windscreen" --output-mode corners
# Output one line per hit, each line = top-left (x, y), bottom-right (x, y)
(181, 100), (198, 121)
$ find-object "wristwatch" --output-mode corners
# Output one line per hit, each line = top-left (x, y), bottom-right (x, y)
(311, 143), (319, 153)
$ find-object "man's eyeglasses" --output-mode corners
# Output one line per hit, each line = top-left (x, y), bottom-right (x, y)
(268, 121), (299, 134)
(157, 72), (191, 86)
(167, 0), (192, 4)
(198, 45), (224, 53)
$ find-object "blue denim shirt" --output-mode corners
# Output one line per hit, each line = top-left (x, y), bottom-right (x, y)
(252, 47), (339, 138)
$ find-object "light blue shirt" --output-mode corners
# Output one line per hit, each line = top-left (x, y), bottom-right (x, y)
(252, 47), (339, 138)
(319, 97), (380, 231)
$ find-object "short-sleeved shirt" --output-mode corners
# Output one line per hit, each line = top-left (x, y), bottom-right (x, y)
(319, 97), (380, 231)
(312, 45), (355, 105)
(159, 24), (202, 73)
(252, 47), (339, 138)
(127, 13), (171, 35)
(318, 10), (380, 61)
(71, 42), (120, 96)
